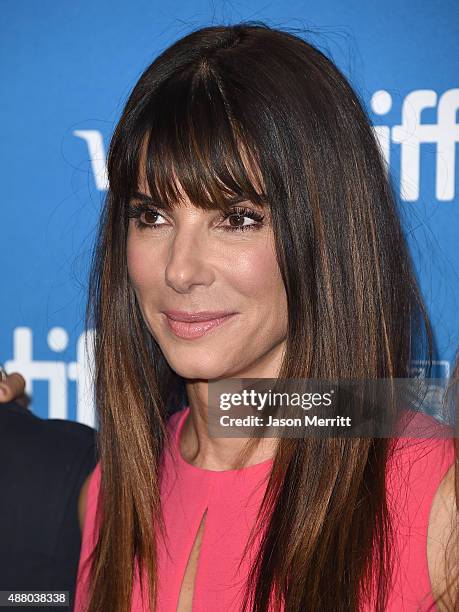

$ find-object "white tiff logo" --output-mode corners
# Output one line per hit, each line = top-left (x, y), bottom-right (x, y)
(4, 327), (96, 428)
(74, 88), (459, 202)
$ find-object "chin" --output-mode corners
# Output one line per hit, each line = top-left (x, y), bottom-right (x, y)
(163, 349), (234, 381)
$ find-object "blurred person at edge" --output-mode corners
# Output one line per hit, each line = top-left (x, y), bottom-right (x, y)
(0, 368), (97, 610)
(74, 23), (459, 612)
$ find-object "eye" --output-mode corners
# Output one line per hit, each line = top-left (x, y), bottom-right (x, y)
(220, 207), (265, 232)
(126, 203), (168, 230)
(139, 209), (167, 227)
(126, 203), (266, 233)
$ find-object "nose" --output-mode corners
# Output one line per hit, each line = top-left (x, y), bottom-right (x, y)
(165, 228), (215, 293)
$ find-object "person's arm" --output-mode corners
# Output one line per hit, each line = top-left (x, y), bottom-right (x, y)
(428, 461), (459, 610)
(78, 472), (92, 532)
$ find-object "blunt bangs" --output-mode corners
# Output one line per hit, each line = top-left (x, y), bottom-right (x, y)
(113, 61), (269, 214)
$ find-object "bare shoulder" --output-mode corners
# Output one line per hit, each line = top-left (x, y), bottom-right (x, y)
(427, 459), (459, 610)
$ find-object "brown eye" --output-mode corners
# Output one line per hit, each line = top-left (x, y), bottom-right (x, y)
(228, 213), (253, 228)
(142, 210), (161, 225)
(220, 207), (265, 232)
(126, 202), (168, 230)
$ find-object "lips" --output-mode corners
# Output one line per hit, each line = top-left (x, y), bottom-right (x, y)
(162, 310), (237, 339)
(164, 310), (235, 322)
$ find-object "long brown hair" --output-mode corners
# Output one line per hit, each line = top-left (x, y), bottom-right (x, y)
(83, 22), (435, 611)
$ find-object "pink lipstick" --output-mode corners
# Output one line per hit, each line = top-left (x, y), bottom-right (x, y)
(162, 310), (237, 339)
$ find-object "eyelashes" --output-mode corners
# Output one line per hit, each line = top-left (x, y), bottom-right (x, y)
(126, 203), (265, 233)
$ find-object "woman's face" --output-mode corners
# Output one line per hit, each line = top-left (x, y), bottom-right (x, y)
(126, 165), (288, 381)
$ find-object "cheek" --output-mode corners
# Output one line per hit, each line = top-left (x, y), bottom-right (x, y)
(126, 233), (161, 295)
(228, 241), (286, 312)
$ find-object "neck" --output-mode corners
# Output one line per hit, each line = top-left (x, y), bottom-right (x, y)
(181, 380), (277, 471)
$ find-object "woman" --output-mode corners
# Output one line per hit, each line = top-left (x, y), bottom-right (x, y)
(75, 23), (459, 611)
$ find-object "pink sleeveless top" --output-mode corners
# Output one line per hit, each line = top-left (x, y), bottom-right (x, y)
(74, 406), (456, 611)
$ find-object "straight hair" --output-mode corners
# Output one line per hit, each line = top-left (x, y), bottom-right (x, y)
(83, 22), (442, 611)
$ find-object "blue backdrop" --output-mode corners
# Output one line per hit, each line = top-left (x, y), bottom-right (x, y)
(1, 1), (458, 427)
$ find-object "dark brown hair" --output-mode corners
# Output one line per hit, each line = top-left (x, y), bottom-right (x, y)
(83, 22), (439, 611)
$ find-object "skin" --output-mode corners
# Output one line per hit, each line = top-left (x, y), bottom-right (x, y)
(0, 372), (27, 407)
(127, 160), (288, 471)
(427, 462), (459, 608)
(125, 159), (459, 603)
(126, 158), (290, 609)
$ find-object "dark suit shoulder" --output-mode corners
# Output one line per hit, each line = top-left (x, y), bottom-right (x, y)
(0, 401), (97, 463)
(0, 401), (98, 593)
